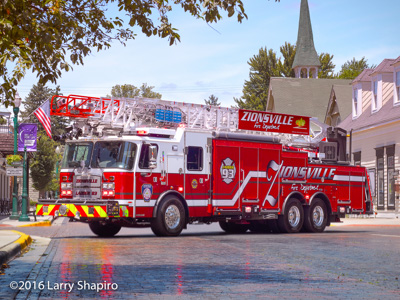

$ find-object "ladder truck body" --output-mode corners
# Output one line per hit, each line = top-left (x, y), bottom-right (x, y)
(36, 94), (373, 236)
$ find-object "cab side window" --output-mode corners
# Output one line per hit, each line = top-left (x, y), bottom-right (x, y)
(187, 146), (203, 171)
(139, 144), (158, 169)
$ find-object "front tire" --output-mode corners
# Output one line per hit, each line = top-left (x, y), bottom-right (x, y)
(151, 196), (186, 237)
(303, 198), (327, 233)
(278, 198), (304, 233)
(89, 221), (121, 237)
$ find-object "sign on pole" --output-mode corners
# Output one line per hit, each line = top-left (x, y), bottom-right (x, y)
(18, 123), (38, 152)
(238, 109), (310, 135)
(6, 167), (23, 177)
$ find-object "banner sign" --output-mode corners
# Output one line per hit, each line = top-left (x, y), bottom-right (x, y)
(18, 123), (38, 152)
(238, 110), (310, 135)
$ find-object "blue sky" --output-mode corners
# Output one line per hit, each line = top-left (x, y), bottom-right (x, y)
(14, 0), (400, 109)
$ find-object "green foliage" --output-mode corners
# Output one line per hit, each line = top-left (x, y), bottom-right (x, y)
(6, 154), (22, 165)
(109, 83), (162, 99)
(0, 0), (282, 106)
(204, 94), (221, 106)
(0, 116), (6, 125)
(318, 53), (336, 79)
(30, 132), (58, 192)
(20, 83), (68, 136)
(234, 44), (291, 111)
(337, 57), (372, 80)
(278, 42), (296, 77)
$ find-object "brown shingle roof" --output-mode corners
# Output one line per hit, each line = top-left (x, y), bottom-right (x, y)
(370, 59), (395, 76)
(0, 133), (15, 155)
(352, 69), (373, 84)
(391, 56), (400, 66)
(339, 100), (400, 132)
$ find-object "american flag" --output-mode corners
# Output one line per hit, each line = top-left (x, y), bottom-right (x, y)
(34, 99), (52, 139)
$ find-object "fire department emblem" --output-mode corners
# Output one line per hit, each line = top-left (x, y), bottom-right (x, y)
(220, 158), (236, 184)
(142, 184), (153, 202)
(191, 179), (198, 189)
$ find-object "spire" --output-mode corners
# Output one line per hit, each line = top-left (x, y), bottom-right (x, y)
(292, 0), (320, 78)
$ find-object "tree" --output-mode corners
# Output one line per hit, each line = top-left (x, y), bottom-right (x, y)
(278, 42), (296, 78)
(234, 47), (280, 111)
(204, 94), (221, 106)
(30, 132), (58, 198)
(20, 83), (68, 136)
(337, 57), (372, 80)
(318, 53), (335, 79)
(1, 0), (280, 107)
(109, 83), (162, 99)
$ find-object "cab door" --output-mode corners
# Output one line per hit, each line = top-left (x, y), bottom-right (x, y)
(184, 132), (210, 217)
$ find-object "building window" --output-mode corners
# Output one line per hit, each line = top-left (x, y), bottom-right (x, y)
(376, 147), (384, 209)
(353, 89), (358, 117)
(353, 151), (361, 166)
(396, 71), (400, 104)
(372, 80), (378, 111)
(386, 145), (395, 209)
(187, 146), (203, 171)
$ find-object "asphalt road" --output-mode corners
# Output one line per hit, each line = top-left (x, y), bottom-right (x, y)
(1, 219), (400, 299)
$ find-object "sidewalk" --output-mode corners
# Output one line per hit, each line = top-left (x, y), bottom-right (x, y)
(0, 215), (54, 266)
(336, 214), (400, 226)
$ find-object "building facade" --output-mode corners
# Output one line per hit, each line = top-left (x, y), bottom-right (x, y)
(340, 57), (400, 216)
(0, 107), (13, 204)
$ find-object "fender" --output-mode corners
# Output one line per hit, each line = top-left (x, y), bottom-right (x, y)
(281, 191), (305, 214)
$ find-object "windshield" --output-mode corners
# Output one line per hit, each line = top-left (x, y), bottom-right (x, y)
(91, 141), (137, 170)
(61, 143), (93, 168)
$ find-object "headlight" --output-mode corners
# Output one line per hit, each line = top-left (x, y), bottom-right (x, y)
(102, 183), (115, 189)
(61, 182), (72, 189)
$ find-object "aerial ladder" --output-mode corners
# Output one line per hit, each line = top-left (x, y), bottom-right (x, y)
(50, 94), (331, 151)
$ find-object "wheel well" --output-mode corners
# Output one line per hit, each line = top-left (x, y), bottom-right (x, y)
(153, 191), (189, 225)
(282, 192), (305, 214)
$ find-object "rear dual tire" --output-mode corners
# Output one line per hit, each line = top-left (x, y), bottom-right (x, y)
(303, 198), (327, 233)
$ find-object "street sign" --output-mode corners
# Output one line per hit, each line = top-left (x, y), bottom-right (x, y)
(6, 167), (23, 176)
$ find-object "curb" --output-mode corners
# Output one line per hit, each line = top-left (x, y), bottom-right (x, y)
(0, 230), (32, 266)
(17, 220), (52, 227)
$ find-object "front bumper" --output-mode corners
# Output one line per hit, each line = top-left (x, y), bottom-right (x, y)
(36, 200), (131, 219)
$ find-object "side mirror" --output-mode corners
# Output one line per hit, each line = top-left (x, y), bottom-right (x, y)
(148, 145), (158, 169)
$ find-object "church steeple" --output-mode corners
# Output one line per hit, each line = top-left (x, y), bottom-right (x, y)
(292, 0), (320, 78)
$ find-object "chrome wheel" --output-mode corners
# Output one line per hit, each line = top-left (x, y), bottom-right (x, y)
(165, 205), (181, 230)
(288, 205), (301, 228)
(312, 206), (324, 227)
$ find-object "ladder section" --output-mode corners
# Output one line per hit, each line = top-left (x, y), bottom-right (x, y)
(51, 94), (328, 149)
(51, 94), (239, 132)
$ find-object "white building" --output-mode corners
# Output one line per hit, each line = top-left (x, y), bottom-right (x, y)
(340, 57), (400, 216)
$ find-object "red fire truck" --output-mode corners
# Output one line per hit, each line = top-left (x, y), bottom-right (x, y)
(36, 94), (373, 236)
